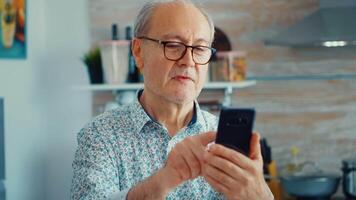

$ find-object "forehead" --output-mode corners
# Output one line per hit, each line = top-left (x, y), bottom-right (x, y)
(147, 3), (212, 43)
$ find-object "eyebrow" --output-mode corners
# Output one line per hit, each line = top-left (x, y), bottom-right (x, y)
(160, 34), (210, 45)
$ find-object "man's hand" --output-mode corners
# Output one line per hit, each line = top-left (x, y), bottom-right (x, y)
(127, 131), (216, 200)
(202, 132), (274, 200)
(163, 131), (216, 188)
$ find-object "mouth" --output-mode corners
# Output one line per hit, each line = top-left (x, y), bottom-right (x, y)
(172, 75), (194, 82)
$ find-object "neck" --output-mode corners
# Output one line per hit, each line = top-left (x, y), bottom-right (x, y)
(139, 89), (194, 136)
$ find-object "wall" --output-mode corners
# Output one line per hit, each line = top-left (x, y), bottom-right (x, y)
(0, 0), (47, 198)
(41, 0), (92, 199)
(89, 0), (356, 176)
(0, 0), (91, 199)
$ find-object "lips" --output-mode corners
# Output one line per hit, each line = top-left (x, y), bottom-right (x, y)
(173, 75), (194, 82)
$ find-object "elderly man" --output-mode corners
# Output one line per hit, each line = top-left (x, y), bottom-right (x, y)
(71, 0), (273, 199)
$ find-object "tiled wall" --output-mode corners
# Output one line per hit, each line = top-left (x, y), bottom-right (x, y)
(89, 0), (356, 176)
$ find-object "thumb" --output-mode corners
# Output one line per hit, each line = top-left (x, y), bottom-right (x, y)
(198, 131), (216, 146)
(250, 132), (262, 161)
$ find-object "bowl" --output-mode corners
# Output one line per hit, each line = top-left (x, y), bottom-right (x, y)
(280, 174), (341, 198)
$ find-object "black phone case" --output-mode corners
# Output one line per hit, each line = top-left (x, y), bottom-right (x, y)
(215, 108), (255, 156)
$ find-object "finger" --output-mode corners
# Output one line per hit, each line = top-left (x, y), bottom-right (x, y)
(203, 170), (229, 194)
(169, 148), (191, 181)
(208, 144), (254, 171)
(202, 162), (237, 190)
(182, 144), (201, 179)
(197, 131), (216, 146)
(177, 142), (201, 178)
(250, 132), (262, 161)
(185, 137), (206, 165)
(204, 151), (246, 182)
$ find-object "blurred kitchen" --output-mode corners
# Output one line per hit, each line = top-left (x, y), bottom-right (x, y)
(0, 0), (355, 200)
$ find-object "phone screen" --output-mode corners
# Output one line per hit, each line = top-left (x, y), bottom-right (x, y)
(215, 108), (255, 156)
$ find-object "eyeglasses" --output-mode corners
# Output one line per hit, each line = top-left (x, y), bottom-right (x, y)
(137, 36), (216, 65)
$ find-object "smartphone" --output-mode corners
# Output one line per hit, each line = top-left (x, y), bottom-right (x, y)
(215, 108), (256, 156)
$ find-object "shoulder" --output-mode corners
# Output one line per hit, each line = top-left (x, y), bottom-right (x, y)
(77, 103), (136, 141)
(93, 104), (133, 127)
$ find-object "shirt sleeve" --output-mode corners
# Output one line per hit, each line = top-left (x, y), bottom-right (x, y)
(70, 124), (126, 200)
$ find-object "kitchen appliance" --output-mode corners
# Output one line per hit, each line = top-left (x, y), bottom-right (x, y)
(342, 158), (356, 199)
(264, 0), (356, 48)
(281, 174), (341, 200)
(0, 98), (5, 200)
(99, 40), (130, 84)
(280, 160), (341, 200)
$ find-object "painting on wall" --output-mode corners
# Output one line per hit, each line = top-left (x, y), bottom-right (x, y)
(0, 0), (26, 59)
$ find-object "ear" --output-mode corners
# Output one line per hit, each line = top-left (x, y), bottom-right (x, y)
(132, 38), (144, 71)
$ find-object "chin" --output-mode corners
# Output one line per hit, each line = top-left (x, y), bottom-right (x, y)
(168, 89), (197, 105)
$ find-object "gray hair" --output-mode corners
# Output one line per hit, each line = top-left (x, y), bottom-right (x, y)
(134, 0), (215, 43)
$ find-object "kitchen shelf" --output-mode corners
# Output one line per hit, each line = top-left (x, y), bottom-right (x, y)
(73, 80), (256, 91)
(73, 80), (256, 106)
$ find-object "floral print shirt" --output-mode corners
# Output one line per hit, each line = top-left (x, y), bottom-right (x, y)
(71, 91), (224, 200)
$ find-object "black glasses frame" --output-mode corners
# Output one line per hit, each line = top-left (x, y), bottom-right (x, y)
(137, 36), (216, 65)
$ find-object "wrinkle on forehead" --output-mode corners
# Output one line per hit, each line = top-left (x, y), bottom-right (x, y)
(147, 2), (212, 43)
(161, 33), (210, 45)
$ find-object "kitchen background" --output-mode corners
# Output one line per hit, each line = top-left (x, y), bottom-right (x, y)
(90, 0), (356, 176)
(0, 0), (355, 199)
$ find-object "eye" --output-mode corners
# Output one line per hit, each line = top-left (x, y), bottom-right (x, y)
(195, 46), (207, 52)
(165, 42), (183, 49)
(194, 46), (210, 55)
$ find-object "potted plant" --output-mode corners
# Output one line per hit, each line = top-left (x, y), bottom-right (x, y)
(82, 47), (104, 84)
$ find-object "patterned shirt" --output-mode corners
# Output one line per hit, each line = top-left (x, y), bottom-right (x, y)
(71, 90), (225, 200)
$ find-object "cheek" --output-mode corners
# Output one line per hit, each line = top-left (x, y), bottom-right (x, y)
(197, 66), (208, 84)
(142, 58), (171, 82)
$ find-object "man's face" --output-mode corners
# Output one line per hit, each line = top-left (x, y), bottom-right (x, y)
(134, 3), (212, 105)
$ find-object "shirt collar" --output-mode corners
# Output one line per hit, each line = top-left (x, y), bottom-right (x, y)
(130, 89), (202, 133)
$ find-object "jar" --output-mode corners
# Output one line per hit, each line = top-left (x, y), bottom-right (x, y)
(209, 51), (247, 82)
(342, 158), (356, 198)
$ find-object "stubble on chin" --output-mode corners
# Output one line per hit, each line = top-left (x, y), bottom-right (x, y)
(168, 84), (201, 105)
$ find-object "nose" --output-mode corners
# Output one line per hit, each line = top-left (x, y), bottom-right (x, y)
(177, 47), (196, 67)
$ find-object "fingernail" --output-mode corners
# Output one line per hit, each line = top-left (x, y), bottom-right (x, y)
(205, 142), (215, 151)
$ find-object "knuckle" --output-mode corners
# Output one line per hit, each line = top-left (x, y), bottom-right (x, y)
(220, 175), (231, 186)
(228, 150), (238, 159)
(240, 175), (249, 185)
(216, 172), (227, 185)
(250, 165), (260, 176)
(225, 162), (235, 172)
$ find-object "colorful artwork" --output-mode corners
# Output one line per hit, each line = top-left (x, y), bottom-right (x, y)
(0, 0), (26, 59)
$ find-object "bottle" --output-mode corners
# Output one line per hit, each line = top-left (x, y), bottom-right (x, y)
(111, 23), (119, 40)
(126, 26), (138, 82)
